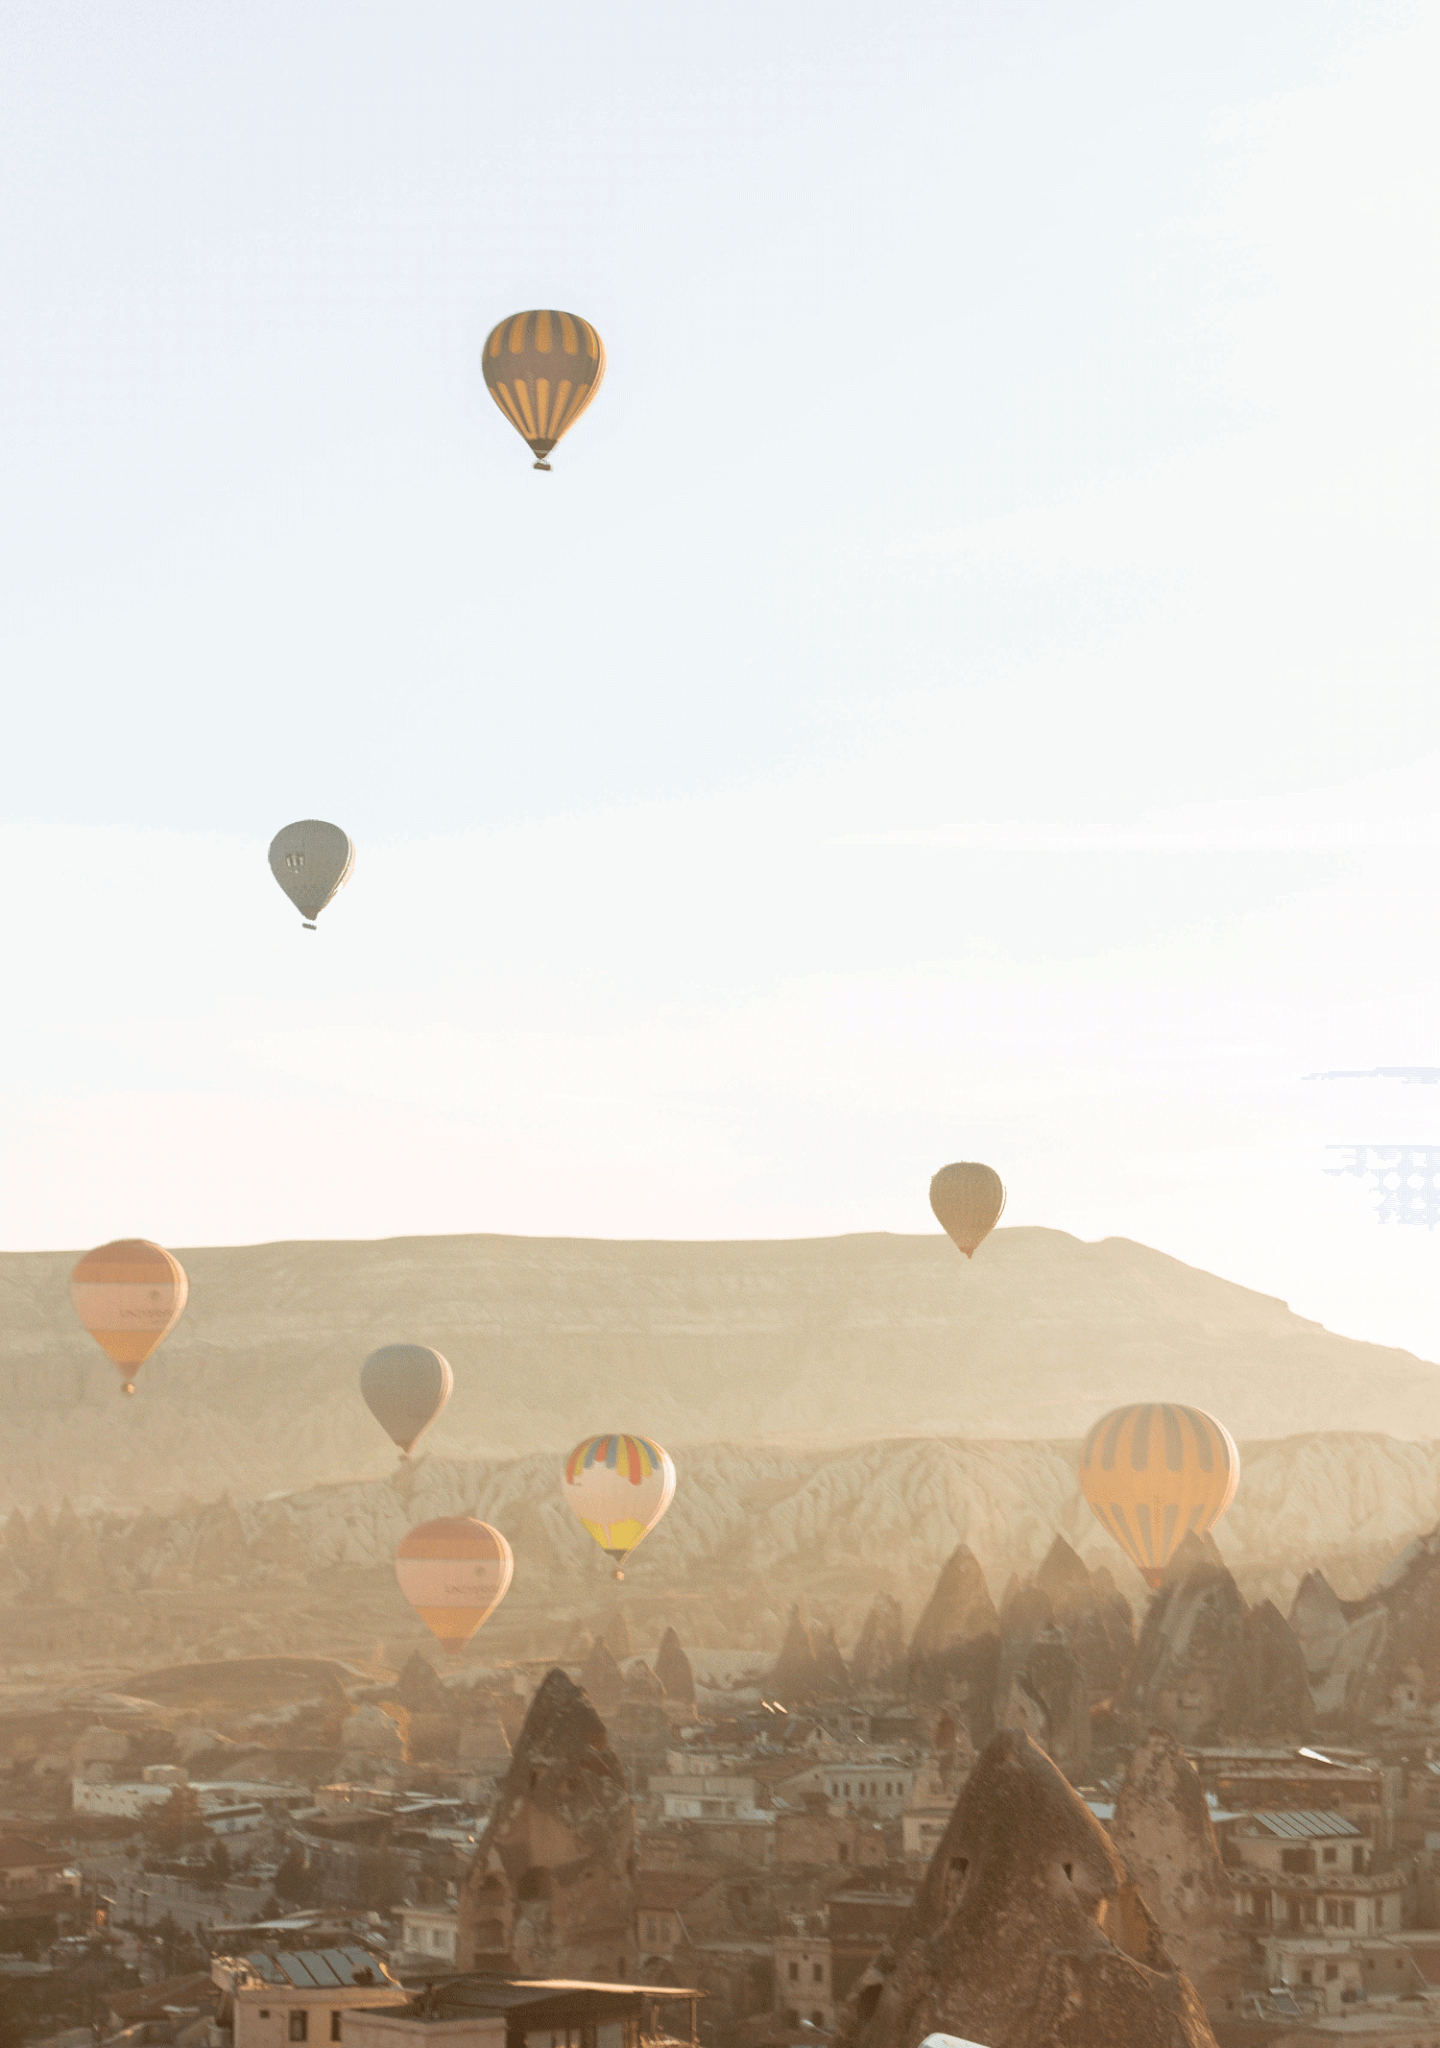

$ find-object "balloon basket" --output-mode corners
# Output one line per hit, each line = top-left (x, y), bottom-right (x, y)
(533, 460), (552, 472)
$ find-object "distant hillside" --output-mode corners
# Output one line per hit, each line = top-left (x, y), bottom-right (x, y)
(1, 1226), (1437, 1511)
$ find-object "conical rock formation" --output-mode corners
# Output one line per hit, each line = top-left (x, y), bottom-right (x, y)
(655, 1627), (696, 1709)
(850, 1593), (906, 1694)
(458, 1667), (634, 1979)
(1110, 1728), (1245, 2020)
(907, 1545), (1001, 1744)
(833, 1729), (1216, 2048)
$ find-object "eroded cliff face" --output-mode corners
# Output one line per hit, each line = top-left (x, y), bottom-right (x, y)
(5, 1227), (1438, 1516)
(833, 1729), (1217, 2048)
(458, 1668), (635, 1980)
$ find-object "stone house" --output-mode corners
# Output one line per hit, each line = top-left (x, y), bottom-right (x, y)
(773, 1799), (885, 1872)
(774, 1923), (833, 2032)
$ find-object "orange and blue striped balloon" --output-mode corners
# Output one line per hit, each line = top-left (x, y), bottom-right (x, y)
(562, 1433), (676, 1578)
(1079, 1402), (1239, 1589)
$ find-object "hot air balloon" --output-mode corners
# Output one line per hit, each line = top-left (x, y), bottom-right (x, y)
(70, 1239), (188, 1395)
(482, 310), (605, 471)
(361, 1344), (453, 1457)
(563, 1434), (675, 1579)
(268, 820), (355, 929)
(394, 1516), (513, 1655)
(929, 1161), (1006, 1258)
(1079, 1402), (1240, 1589)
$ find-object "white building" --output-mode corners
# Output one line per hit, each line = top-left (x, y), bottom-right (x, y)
(774, 1928), (833, 2032)
(73, 1777), (289, 1823)
(646, 1776), (760, 1820)
(394, 1908), (459, 1967)
(782, 1761), (914, 1821)
(1230, 1810), (1407, 1939)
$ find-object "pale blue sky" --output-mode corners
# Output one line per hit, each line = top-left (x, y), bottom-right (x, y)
(5, 3), (1440, 1366)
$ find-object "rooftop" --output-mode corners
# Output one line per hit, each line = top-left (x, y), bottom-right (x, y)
(1243, 1811), (1362, 1840)
(238, 1948), (392, 1990)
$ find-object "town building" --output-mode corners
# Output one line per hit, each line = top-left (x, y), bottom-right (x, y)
(1229, 1810), (1407, 1939)
(395, 1908), (461, 1970)
(212, 1945), (408, 2048)
(343, 1976), (701, 2048)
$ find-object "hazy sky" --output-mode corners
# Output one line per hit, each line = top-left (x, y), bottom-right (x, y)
(5, 3), (1440, 1360)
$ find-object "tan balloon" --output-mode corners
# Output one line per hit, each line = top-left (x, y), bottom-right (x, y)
(929, 1161), (1007, 1258)
(1079, 1402), (1240, 1588)
(70, 1239), (189, 1395)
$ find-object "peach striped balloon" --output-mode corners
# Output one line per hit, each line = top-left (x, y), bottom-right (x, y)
(394, 1517), (513, 1655)
(70, 1239), (189, 1395)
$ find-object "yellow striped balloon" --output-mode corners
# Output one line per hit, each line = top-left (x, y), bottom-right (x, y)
(482, 309), (605, 471)
(394, 1517), (513, 1656)
(1079, 1402), (1240, 1589)
(70, 1239), (189, 1395)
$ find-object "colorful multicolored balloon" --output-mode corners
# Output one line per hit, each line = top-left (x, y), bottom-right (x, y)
(70, 1239), (189, 1395)
(481, 309), (605, 471)
(1079, 1402), (1240, 1589)
(394, 1516), (513, 1655)
(929, 1161), (1006, 1259)
(562, 1433), (676, 1579)
(361, 1344), (453, 1457)
(268, 819), (355, 930)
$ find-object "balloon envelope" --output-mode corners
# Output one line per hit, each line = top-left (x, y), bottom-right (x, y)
(361, 1344), (453, 1456)
(268, 820), (355, 927)
(482, 309), (605, 469)
(563, 1434), (676, 1571)
(929, 1162), (1007, 1258)
(70, 1239), (188, 1394)
(1079, 1402), (1240, 1588)
(394, 1516), (513, 1655)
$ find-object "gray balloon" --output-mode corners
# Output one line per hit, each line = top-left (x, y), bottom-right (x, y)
(268, 819), (355, 928)
(360, 1344), (454, 1456)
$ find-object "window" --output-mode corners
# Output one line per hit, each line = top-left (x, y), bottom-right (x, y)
(290, 2016), (309, 2042)
(789, 1963), (799, 1983)
(813, 1964), (823, 1984)
(1324, 1901), (1338, 1925)
(1322, 1847), (1337, 1864)
(1341, 1902), (1355, 1929)
(1325, 1965), (1338, 1983)
(330, 2017), (342, 2043)
(1300, 1970), (1312, 1987)
(810, 2016), (823, 2029)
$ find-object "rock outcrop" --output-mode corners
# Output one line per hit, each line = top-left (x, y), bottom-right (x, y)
(770, 1607), (825, 1704)
(654, 1628), (696, 1709)
(458, 1667), (635, 1979)
(834, 1729), (1216, 2048)
(1120, 1536), (1311, 1741)
(1035, 1537), (1135, 1697)
(580, 1637), (625, 1717)
(907, 1546), (1001, 1745)
(1109, 1729), (1245, 2019)
(850, 1593), (906, 1694)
